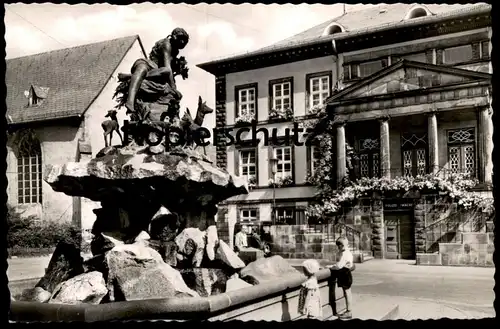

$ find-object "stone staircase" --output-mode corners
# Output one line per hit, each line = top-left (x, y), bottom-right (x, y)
(416, 221), (494, 267)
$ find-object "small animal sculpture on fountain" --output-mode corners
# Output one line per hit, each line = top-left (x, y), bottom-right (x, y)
(101, 109), (123, 147)
(179, 96), (214, 153)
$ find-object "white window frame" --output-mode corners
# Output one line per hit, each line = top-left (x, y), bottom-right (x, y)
(272, 81), (292, 110)
(239, 149), (257, 183)
(309, 75), (330, 107)
(17, 153), (43, 204)
(274, 146), (293, 180)
(240, 209), (258, 223)
(237, 87), (256, 117)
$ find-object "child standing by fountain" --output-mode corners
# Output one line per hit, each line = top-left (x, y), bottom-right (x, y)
(327, 237), (354, 320)
(298, 259), (322, 319)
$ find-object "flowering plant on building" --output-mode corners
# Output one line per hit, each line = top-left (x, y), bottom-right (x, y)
(306, 172), (494, 218)
(235, 112), (255, 125)
(268, 176), (294, 188)
(269, 107), (294, 121)
(307, 104), (327, 117)
(247, 176), (257, 188)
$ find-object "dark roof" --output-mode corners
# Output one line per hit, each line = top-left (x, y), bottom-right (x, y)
(6, 35), (145, 125)
(197, 3), (491, 72)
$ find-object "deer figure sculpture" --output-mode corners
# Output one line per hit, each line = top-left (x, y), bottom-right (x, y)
(102, 109), (123, 147)
(185, 96), (214, 155)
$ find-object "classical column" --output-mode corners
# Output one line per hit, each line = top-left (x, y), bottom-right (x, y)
(379, 116), (391, 178)
(478, 106), (493, 185)
(336, 121), (347, 187)
(427, 112), (439, 174)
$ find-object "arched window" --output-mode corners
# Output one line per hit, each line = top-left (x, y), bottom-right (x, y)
(16, 129), (43, 204)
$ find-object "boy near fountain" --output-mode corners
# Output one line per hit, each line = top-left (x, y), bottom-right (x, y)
(298, 259), (322, 319)
(327, 237), (354, 320)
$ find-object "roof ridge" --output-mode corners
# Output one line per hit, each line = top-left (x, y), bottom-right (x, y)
(6, 35), (139, 61)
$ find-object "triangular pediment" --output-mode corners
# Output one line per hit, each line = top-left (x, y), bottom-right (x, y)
(328, 60), (491, 102)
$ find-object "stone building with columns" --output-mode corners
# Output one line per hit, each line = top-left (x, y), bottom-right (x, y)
(197, 3), (492, 253)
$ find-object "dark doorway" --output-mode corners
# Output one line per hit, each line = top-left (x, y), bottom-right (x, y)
(384, 212), (416, 260)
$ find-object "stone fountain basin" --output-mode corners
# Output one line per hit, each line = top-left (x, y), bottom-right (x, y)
(10, 269), (339, 322)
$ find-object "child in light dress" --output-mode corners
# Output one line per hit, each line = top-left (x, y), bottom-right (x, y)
(297, 259), (322, 319)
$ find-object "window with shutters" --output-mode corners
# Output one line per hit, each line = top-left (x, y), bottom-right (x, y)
(443, 45), (473, 65)
(274, 146), (293, 180)
(269, 77), (293, 112)
(447, 128), (476, 177)
(306, 72), (331, 110)
(235, 83), (257, 119)
(239, 149), (257, 185)
(17, 136), (43, 205)
(275, 207), (295, 225)
(401, 132), (427, 177)
(358, 138), (380, 178)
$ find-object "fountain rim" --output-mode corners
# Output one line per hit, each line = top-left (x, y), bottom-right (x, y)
(10, 268), (333, 322)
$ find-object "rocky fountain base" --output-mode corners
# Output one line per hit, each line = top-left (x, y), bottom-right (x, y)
(11, 145), (306, 322)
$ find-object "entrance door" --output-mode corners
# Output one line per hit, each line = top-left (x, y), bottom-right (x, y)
(384, 213), (415, 259)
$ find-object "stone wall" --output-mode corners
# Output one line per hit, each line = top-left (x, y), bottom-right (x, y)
(270, 225), (339, 261)
(417, 231), (494, 267)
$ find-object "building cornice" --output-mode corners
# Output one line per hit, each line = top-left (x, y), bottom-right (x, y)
(197, 5), (490, 76)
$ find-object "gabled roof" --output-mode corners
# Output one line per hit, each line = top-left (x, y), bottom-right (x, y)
(197, 3), (491, 74)
(6, 35), (146, 125)
(326, 59), (492, 103)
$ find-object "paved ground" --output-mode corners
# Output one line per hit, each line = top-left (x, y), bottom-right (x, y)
(8, 257), (495, 320)
(7, 256), (51, 281)
(288, 258), (495, 319)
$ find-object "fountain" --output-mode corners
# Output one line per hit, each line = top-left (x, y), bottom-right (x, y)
(9, 29), (339, 322)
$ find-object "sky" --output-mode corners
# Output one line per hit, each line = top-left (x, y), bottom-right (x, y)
(4, 3), (373, 129)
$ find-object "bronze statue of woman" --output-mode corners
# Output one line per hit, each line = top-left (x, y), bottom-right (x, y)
(124, 28), (189, 114)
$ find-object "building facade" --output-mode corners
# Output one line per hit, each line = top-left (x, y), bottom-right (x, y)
(6, 36), (148, 230)
(198, 3), (492, 256)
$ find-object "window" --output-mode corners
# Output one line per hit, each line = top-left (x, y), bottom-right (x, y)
(240, 209), (258, 223)
(358, 138), (380, 178)
(239, 149), (257, 184)
(447, 128), (476, 176)
(443, 45), (473, 65)
(358, 59), (388, 78)
(481, 41), (490, 59)
(307, 73), (331, 108)
(401, 132), (427, 177)
(275, 207), (295, 225)
(17, 144), (43, 204)
(235, 84), (257, 118)
(399, 52), (427, 63)
(270, 78), (293, 111)
(309, 145), (320, 176)
(274, 146), (292, 180)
